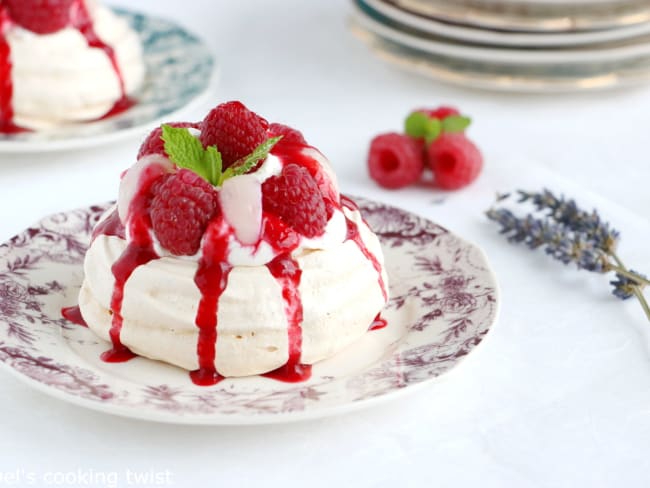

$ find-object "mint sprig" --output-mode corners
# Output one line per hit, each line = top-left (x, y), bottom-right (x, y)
(404, 111), (472, 143)
(404, 111), (441, 143)
(162, 124), (215, 182)
(161, 125), (280, 186)
(442, 115), (471, 133)
(222, 136), (282, 181)
(204, 146), (223, 185)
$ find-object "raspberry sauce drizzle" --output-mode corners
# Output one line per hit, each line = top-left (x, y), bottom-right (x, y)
(369, 313), (387, 331)
(71, 0), (133, 112)
(99, 171), (161, 363)
(102, 236), (156, 363)
(271, 145), (338, 203)
(92, 209), (125, 240)
(340, 195), (388, 302)
(99, 96), (136, 120)
(0, 6), (26, 133)
(190, 220), (231, 386)
(262, 253), (311, 383)
(61, 306), (88, 328)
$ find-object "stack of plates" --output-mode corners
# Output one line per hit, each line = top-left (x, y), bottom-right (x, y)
(350, 0), (650, 92)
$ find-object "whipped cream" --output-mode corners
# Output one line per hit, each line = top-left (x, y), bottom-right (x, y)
(6, 0), (144, 129)
(116, 150), (348, 268)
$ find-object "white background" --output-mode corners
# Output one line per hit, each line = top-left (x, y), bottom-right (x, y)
(1, 1), (650, 487)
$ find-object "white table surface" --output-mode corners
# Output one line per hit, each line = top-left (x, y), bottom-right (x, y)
(2, 1), (650, 487)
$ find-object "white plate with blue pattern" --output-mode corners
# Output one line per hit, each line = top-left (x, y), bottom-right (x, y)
(0, 9), (217, 153)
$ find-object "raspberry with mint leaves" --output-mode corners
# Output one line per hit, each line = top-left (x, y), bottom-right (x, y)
(269, 123), (307, 146)
(417, 106), (460, 120)
(262, 164), (327, 237)
(138, 122), (199, 160)
(150, 169), (220, 255)
(200, 101), (269, 168)
(427, 133), (483, 190)
(367, 133), (423, 189)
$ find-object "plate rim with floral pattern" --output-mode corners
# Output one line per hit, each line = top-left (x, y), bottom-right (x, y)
(0, 197), (499, 425)
(0, 8), (218, 154)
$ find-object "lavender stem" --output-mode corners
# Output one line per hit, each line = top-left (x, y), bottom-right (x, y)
(607, 265), (650, 287)
(611, 252), (650, 322)
(632, 288), (650, 322)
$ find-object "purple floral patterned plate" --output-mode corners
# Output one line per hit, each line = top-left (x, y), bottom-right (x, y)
(0, 197), (499, 425)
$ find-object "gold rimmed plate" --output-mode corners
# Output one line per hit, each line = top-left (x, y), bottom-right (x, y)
(389, 0), (650, 33)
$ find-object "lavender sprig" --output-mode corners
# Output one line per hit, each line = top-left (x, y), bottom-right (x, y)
(486, 190), (650, 322)
(517, 189), (620, 253)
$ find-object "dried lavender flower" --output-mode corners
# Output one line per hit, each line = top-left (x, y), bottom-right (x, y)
(610, 270), (648, 301)
(485, 207), (609, 273)
(487, 189), (649, 322)
(517, 189), (620, 253)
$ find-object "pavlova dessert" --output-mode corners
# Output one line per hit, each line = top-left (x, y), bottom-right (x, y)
(77, 101), (388, 385)
(0, 0), (144, 132)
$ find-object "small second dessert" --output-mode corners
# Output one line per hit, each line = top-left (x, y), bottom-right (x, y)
(77, 101), (389, 385)
(0, 0), (144, 132)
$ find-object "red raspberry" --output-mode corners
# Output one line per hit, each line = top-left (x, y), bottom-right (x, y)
(199, 101), (269, 168)
(269, 123), (307, 145)
(137, 122), (199, 160)
(5, 0), (73, 34)
(367, 132), (424, 190)
(427, 133), (483, 190)
(260, 213), (300, 253)
(417, 106), (460, 120)
(262, 164), (327, 238)
(150, 169), (220, 255)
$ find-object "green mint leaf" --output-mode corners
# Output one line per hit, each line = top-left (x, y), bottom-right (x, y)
(423, 118), (442, 144)
(404, 111), (429, 138)
(161, 125), (210, 181)
(442, 115), (471, 133)
(204, 145), (223, 186)
(222, 136), (283, 181)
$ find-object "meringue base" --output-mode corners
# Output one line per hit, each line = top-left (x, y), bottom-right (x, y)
(78, 211), (388, 378)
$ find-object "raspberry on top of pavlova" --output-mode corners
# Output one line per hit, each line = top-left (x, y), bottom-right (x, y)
(74, 101), (389, 386)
